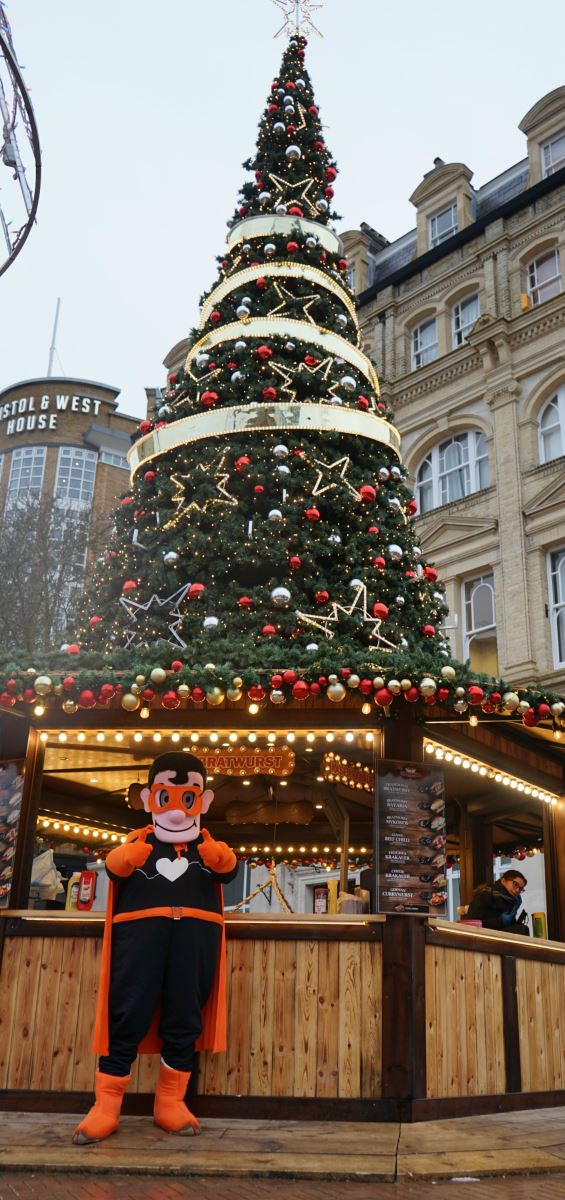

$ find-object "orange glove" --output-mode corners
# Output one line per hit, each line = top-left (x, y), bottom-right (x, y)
(197, 828), (237, 874)
(106, 835), (152, 878)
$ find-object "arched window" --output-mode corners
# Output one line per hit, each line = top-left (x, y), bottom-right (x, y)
(462, 572), (498, 675)
(539, 388), (565, 464)
(415, 431), (489, 513)
(526, 247), (562, 306)
(451, 293), (480, 348)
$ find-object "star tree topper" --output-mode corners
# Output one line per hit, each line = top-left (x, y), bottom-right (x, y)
(273, 0), (324, 38)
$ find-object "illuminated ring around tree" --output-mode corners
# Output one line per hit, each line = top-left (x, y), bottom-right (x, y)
(0, 26), (41, 279)
(227, 214), (342, 255)
(127, 402), (401, 478)
(184, 318), (380, 393)
(200, 261), (357, 330)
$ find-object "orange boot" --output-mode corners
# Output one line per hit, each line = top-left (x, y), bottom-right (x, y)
(72, 1071), (131, 1145)
(153, 1062), (201, 1135)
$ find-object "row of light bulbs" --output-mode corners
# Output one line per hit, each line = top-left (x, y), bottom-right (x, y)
(239, 845), (370, 855)
(38, 814), (127, 842)
(424, 740), (559, 804)
(41, 729), (373, 746)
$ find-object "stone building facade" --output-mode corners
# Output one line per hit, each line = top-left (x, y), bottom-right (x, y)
(343, 86), (565, 693)
(0, 376), (138, 549)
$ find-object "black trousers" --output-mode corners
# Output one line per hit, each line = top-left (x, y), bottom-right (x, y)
(98, 916), (221, 1077)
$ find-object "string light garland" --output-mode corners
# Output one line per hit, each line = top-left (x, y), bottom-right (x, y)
(424, 739), (561, 805)
(37, 813), (128, 845)
(322, 752), (373, 791)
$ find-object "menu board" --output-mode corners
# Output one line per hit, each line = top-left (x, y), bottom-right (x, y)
(376, 761), (446, 914)
(0, 761), (25, 908)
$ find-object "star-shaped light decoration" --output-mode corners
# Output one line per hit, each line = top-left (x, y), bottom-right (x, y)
(268, 280), (320, 325)
(120, 583), (193, 649)
(162, 451), (239, 531)
(295, 583), (399, 649)
(267, 172), (319, 218)
(272, 0), (324, 38)
(309, 454), (360, 500)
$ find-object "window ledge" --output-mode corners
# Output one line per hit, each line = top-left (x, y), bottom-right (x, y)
(414, 485), (495, 521)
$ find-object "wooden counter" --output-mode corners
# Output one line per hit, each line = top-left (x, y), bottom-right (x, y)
(1, 910), (565, 1121)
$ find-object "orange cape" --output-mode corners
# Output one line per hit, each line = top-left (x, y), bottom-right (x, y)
(92, 825), (227, 1056)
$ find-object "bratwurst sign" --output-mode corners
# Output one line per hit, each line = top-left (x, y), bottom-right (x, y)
(198, 747), (295, 777)
(1, 393), (103, 438)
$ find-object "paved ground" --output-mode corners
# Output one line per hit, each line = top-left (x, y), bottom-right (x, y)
(4, 1175), (565, 1199)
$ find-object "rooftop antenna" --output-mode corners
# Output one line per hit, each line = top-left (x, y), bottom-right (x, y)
(47, 297), (61, 377)
(272, 0), (324, 38)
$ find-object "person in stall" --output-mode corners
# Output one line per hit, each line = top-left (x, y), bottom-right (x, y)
(467, 868), (529, 935)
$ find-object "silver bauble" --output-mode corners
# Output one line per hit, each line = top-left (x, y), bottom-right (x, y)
(328, 395), (343, 405)
(387, 544), (403, 561)
(305, 236), (317, 249)
(295, 77), (306, 88)
(268, 508), (283, 522)
(242, 242), (252, 254)
(275, 203), (286, 215)
(236, 304), (251, 319)
(390, 465), (402, 480)
(336, 313), (348, 326)
(271, 586), (291, 607)
(273, 122), (286, 135)
(270, 689), (285, 704)
(328, 533), (342, 545)
(226, 218), (233, 227)
(196, 353), (210, 368)
(454, 700), (468, 713)
(349, 578), (364, 589)
(400, 637), (409, 648)
(234, 339), (247, 351)
(388, 497), (402, 510)
(305, 643), (319, 653)
(274, 444), (289, 458)
(158, 404), (172, 419)
(276, 464), (291, 475)
(413, 546), (422, 559)
(286, 144), (301, 161)
(203, 616), (219, 631)
(264, 243), (276, 258)
(340, 375), (356, 392)
(276, 87), (285, 97)
(316, 198), (329, 212)
(284, 340), (295, 350)
(259, 191), (271, 205)
(395, 595), (405, 606)
(378, 467), (390, 481)
(388, 679), (402, 694)
(242, 296), (252, 305)
(231, 370), (244, 383)
(433, 591), (445, 602)
(163, 551), (179, 565)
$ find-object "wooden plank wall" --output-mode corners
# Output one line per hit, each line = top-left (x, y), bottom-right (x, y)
(0, 934), (382, 1099)
(516, 958), (565, 1091)
(425, 944), (506, 1097)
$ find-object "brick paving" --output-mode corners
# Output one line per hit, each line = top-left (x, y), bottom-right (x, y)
(3, 1176), (565, 1199)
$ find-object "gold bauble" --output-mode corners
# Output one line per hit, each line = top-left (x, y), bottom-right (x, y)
(135, 674), (146, 685)
(62, 699), (77, 714)
(440, 665), (456, 682)
(177, 683), (190, 698)
(150, 667), (167, 685)
(34, 675), (53, 695)
(130, 683), (140, 694)
(26, 667), (37, 677)
(121, 692), (140, 711)
(53, 684), (63, 695)
(232, 676), (243, 688)
(400, 679), (413, 691)
(372, 676), (385, 689)
(327, 682), (346, 702)
(346, 674), (360, 689)
(226, 688), (243, 702)
(206, 687), (226, 706)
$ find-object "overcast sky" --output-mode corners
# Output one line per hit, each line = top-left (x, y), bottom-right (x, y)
(2, 0), (564, 418)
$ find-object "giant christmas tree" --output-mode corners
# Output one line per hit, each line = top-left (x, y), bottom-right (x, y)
(78, 30), (453, 706)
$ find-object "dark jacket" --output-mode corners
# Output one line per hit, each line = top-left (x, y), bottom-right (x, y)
(467, 881), (529, 935)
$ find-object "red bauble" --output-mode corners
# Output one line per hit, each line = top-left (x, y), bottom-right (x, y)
(338, 257), (347, 270)
(162, 690), (181, 710)
(288, 205), (303, 216)
(304, 354), (318, 366)
(142, 687), (155, 701)
(318, 676), (328, 687)
(78, 689), (96, 708)
(372, 602), (389, 620)
(289, 556), (302, 570)
(286, 125), (296, 135)
(210, 310), (221, 323)
(254, 485), (265, 494)
(23, 688), (36, 703)
(309, 681), (321, 696)
(422, 624), (436, 637)
(188, 583), (205, 599)
(467, 685), (484, 705)
(481, 701), (496, 713)
(201, 391), (219, 408)
(138, 419), (152, 434)
(286, 241), (299, 253)
(522, 709), (538, 727)
(239, 207), (247, 217)
(315, 590), (329, 604)
(286, 80), (296, 90)
(167, 372), (177, 384)
(262, 386), (277, 401)
(99, 683), (114, 699)
(404, 687), (420, 703)
(154, 421), (167, 429)
(424, 566), (438, 582)
(292, 680), (309, 700)
(359, 485), (377, 502)
(248, 684), (266, 701)
(359, 678), (373, 695)
(89, 615), (103, 628)
(368, 525), (379, 533)
(0, 692), (16, 708)
(537, 703), (552, 720)
(235, 455), (251, 470)
(357, 396), (369, 410)
(268, 103), (279, 112)
(121, 496), (134, 506)
(324, 186), (334, 199)
(256, 276), (267, 290)
(490, 691), (502, 704)
(144, 470), (156, 482)
(191, 687), (205, 703)
(407, 499), (418, 515)
(437, 687), (450, 703)
(282, 670), (296, 685)
(341, 668), (351, 679)
(122, 580), (137, 592)
(66, 643), (81, 654)
(256, 344), (273, 361)
(325, 166), (337, 181)
(405, 570), (417, 580)
(5, 679), (17, 693)
(238, 596), (253, 609)
(171, 660), (183, 671)
(372, 557), (386, 570)
(271, 674), (283, 688)
(313, 139), (324, 150)
(375, 687), (394, 708)
(62, 676), (75, 691)
(308, 104), (319, 115)
(305, 507), (320, 522)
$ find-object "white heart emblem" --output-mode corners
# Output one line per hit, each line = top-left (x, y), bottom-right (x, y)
(155, 857), (188, 882)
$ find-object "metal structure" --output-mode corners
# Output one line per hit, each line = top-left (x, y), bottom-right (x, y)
(0, 6), (40, 277)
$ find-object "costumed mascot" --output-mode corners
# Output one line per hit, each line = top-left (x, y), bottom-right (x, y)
(73, 751), (237, 1144)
